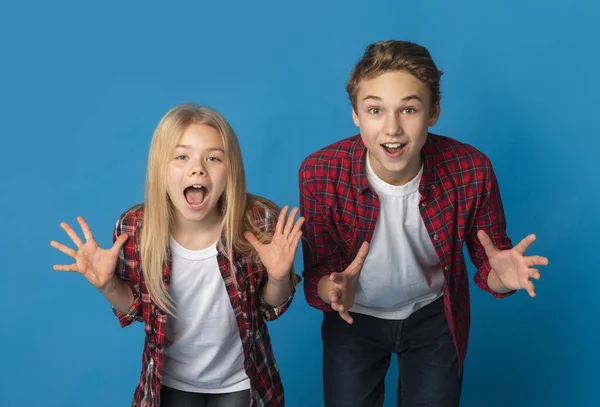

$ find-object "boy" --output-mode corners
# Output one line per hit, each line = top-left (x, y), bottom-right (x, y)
(298, 40), (548, 407)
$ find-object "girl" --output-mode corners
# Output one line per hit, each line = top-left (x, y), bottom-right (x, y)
(50, 104), (304, 407)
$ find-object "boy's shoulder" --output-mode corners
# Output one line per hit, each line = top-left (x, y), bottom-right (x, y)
(300, 133), (491, 164)
(299, 134), (361, 177)
(425, 133), (492, 166)
(301, 134), (360, 165)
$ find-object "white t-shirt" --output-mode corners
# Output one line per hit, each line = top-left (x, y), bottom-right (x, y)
(350, 155), (446, 320)
(161, 238), (250, 393)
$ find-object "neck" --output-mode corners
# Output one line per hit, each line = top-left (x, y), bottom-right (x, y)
(370, 152), (422, 186)
(171, 210), (223, 251)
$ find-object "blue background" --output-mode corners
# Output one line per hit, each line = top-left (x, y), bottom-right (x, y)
(1, 1), (598, 406)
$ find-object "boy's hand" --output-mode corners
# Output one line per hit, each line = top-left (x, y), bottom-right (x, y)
(50, 216), (128, 291)
(478, 230), (549, 297)
(328, 242), (369, 324)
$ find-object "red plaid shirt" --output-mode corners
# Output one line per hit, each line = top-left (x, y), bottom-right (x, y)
(298, 133), (515, 371)
(112, 201), (298, 407)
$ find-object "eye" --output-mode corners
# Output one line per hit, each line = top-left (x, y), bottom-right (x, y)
(175, 154), (187, 160)
(403, 107), (416, 114)
(207, 156), (221, 162)
(368, 107), (381, 115)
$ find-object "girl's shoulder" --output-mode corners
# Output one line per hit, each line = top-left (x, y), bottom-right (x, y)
(247, 195), (280, 233)
(114, 203), (145, 235)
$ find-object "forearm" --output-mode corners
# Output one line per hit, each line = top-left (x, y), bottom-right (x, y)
(99, 275), (135, 313)
(262, 275), (294, 307)
(487, 268), (512, 294)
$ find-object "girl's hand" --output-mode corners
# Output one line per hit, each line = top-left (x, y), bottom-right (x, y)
(50, 216), (128, 291)
(244, 206), (304, 281)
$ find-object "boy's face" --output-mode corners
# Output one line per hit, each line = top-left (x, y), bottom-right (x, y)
(352, 70), (439, 186)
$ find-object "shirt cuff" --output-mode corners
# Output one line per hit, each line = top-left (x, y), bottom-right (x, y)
(474, 262), (516, 298)
(111, 283), (143, 327)
(259, 273), (301, 321)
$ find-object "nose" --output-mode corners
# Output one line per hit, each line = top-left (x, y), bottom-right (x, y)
(383, 114), (402, 136)
(189, 161), (206, 177)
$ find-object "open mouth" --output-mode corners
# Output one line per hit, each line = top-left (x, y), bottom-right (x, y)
(184, 185), (208, 208)
(381, 142), (407, 155)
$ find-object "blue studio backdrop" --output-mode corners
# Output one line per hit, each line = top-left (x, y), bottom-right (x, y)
(1, 1), (598, 406)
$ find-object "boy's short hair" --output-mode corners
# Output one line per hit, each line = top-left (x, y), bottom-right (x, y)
(346, 40), (443, 112)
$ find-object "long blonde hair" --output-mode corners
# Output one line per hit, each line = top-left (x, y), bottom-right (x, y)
(141, 103), (282, 314)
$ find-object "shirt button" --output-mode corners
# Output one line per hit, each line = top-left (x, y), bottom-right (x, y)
(433, 234), (439, 241)
(421, 201), (427, 207)
(431, 185), (436, 190)
(444, 265), (449, 271)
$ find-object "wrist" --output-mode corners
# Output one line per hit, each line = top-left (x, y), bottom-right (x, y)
(317, 275), (333, 304)
(267, 273), (291, 286)
(98, 274), (120, 295)
(487, 268), (512, 294)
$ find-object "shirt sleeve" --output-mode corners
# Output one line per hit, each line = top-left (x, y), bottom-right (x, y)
(467, 155), (516, 298)
(258, 273), (297, 322)
(255, 201), (302, 322)
(298, 164), (344, 312)
(111, 209), (144, 326)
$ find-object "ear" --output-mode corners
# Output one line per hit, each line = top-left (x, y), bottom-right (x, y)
(428, 103), (441, 127)
(352, 107), (361, 128)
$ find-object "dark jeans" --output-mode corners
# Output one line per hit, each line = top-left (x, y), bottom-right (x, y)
(322, 297), (462, 407)
(160, 385), (251, 407)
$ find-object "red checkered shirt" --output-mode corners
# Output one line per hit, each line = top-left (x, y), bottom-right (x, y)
(298, 133), (515, 372)
(112, 201), (298, 407)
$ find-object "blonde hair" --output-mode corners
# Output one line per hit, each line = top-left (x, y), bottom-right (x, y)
(141, 103), (288, 314)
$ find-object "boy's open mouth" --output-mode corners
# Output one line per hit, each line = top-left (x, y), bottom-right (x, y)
(382, 142), (407, 154)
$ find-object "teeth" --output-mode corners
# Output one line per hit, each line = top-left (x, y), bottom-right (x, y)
(383, 143), (404, 148)
(191, 185), (204, 189)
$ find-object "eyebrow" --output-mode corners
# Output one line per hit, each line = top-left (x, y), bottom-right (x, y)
(175, 144), (224, 152)
(362, 94), (424, 103)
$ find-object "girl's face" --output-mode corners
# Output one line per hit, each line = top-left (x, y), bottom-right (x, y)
(166, 123), (227, 229)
